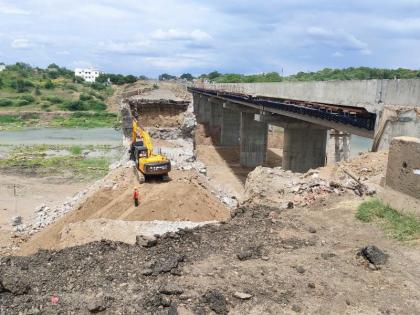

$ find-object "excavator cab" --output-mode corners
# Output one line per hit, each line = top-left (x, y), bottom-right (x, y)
(130, 119), (171, 181)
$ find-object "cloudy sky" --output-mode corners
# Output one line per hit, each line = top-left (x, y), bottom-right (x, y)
(1, 0), (420, 76)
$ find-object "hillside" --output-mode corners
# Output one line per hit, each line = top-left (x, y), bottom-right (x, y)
(0, 63), (119, 129)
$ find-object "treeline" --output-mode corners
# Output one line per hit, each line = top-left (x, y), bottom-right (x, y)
(287, 67), (420, 81)
(96, 73), (149, 85)
(158, 67), (420, 83)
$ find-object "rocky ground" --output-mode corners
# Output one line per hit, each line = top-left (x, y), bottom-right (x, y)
(1, 188), (419, 314)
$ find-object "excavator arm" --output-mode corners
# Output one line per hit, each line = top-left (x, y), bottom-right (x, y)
(132, 119), (153, 157)
(131, 118), (171, 180)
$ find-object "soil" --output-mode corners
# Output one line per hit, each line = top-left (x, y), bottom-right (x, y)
(0, 174), (89, 255)
(16, 167), (230, 255)
(1, 194), (419, 314)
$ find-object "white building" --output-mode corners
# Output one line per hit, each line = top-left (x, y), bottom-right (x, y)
(74, 68), (102, 83)
(0, 64), (6, 72)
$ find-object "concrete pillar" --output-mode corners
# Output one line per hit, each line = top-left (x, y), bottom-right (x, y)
(197, 96), (206, 123)
(201, 97), (211, 124)
(282, 127), (327, 172)
(240, 112), (268, 167)
(221, 108), (240, 146)
(210, 101), (223, 127)
(330, 130), (351, 163)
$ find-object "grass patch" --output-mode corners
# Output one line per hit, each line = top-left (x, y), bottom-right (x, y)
(0, 114), (40, 130)
(356, 199), (420, 241)
(51, 112), (120, 128)
(69, 145), (83, 155)
(0, 145), (112, 179)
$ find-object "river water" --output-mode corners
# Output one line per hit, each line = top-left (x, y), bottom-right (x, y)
(350, 135), (373, 157)
(0, 128), (122, 146)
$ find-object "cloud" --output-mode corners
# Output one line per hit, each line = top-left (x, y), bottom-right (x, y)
(152, 29), (212, 42)
(1, 0), (420, 75)
(0, 1), (29, 15)
(97, 40), (153, 56)
(11, 38), (30, 49)
(306, 27), (371, 55)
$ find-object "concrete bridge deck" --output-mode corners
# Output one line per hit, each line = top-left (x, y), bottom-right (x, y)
(188, 80), (420, 173)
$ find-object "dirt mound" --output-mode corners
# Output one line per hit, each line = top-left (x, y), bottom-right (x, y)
(17, 167), (230, 255)
(1, 199), (419, 314)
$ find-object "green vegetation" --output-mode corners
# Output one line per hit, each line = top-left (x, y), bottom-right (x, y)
(0, 62), (114, 112)
(50, 112), (120, 128)
(193, 67), (420, 83)
(356, 199), (420, 241)
(68, 145), (83, 155)
(180, 73), (194, 81)
(0, 114), (39, 129)
(0, 144), (116, 179)
(158, 73), (177, 81)
(96, 73), (144, 85)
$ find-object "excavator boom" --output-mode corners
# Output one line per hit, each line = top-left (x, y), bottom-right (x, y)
(131, 118), (171, 180)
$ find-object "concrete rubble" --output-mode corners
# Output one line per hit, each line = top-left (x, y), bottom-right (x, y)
(244, 165), (377, 207)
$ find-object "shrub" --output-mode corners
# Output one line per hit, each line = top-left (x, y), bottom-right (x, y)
(16, 99), (31, 106)
(10, 79), (34, 93)
(60, 100), (87, 111)
(34, 86), (41, 95)
(40, 102), (51, 110)
(0, 99), (14, 107)
(86, 100), (107, 111)
(91, 82), (106, 91)
(79, 94), (92, 101)
(44, 79), (55, 89)
(19, 94), (35, 103)
(65, 84), (78, 91)
(45, 95), (63, 104)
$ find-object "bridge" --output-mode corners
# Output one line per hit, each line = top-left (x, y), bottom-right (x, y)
(188, 79), (420, 172)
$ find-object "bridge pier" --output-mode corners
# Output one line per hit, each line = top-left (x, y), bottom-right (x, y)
(240, 112), (268, 167)
(282, 126), (327, 173)
(330, 130), (351, 162)
(221, 107), (240, 146)
(200, 96), (211, 125)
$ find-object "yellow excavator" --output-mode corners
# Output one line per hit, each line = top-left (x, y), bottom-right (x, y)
(130, 118), (171, 181)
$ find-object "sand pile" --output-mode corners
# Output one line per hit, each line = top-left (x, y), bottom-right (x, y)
(17, 167), (230, 255)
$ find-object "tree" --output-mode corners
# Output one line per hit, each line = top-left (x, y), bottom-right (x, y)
(11, 79), (33, 93)
(180, 73), (194, 81)
(138, 75), (148, 80)
(125, 75), (137, 84)
(158, 73), (176, 81)
(207, 71), (221, 81)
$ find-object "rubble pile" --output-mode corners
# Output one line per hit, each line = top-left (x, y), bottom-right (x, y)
(244, 165), (377, 208)
(13, 161), (134, 236)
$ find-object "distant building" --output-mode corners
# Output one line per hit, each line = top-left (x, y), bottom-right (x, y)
(0, 64), (6, 72)
(74, 68), (102, 83)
